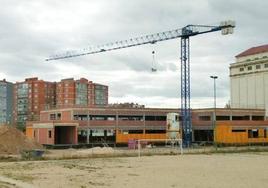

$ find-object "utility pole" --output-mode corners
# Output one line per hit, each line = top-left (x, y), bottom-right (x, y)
(210, 76), (218, 146)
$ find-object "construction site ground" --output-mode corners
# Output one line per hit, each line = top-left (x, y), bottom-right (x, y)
(0, 148), (268, 188)
(0, 152), (267, 188)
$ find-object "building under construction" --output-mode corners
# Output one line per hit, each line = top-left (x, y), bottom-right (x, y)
(26, 107), (268, 146)
(25, 44), (268, 146)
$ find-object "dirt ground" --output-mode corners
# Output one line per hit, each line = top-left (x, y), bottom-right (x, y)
(0, 152), (267, 188)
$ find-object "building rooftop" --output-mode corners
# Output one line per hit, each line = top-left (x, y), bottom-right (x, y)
(236, 44), (268, 58)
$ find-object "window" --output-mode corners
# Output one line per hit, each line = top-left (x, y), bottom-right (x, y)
(265, 64), (268, 68)
(49, 114), (56, 120)
(50, 113), (61, 120)
(256, 64), (261, 69)
(232, 129), (246, 133)
(145, 130), (166, 134)
(247, 66), (252, 71)
(252, 116), (264, 121)
(199, 116), (211, 121)
(232, 116), (249, 120)
(57, 113), (61, 120)
(48, 130), (52, 138)
(248, 129), (259, 138)
(216, 116), (230, 121)
(239, 67), (244, 72)
(145, 116), (166, 121)
(128, 130), (143, 134)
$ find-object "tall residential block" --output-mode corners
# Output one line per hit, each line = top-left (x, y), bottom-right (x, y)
(230, 44), (268, 114)
(92, 83), (108, 107)
(0, 79), (13, 125)
(13, 77), (56, 126)
(56, 78), (108, 108)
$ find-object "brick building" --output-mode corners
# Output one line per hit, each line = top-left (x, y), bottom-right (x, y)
(56, 78), (108, 108)
(12, 77), (108, 127)
(13, 77), (56, 127)
(26, 107), (267, 145)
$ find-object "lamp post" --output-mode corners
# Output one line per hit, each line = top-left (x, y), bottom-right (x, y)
(210, 76), (218, 147)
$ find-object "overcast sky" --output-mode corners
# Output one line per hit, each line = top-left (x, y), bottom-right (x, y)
(0, 0), (267, 108)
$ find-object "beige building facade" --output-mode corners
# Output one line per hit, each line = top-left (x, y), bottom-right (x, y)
(230, 44), (268, 116)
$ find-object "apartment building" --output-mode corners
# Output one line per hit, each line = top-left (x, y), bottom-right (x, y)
(56, 78), (108, 108)
(0, 79), (13, 125)
(13, 77), (56, 126)
(230, 44), (268, 113)
(92, 83), (108, 107)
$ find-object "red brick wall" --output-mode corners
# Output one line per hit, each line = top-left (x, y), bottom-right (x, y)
(34, 128), (54, 145)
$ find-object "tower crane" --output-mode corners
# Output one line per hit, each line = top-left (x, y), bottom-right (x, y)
(46, 20), (235, 147)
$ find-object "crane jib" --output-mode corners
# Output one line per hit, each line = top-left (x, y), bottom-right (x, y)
(46, 21), (235, 147)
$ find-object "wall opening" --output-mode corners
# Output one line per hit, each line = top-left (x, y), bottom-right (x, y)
(216, 116), (230, 121)
(55, 126), (76, 144)
(78, 129), (116, 144)
(248, 129), (259, 138)
(198, 116), (211, 121)
(129, 130), (143, 134)
(145, 130), (166, 134)
(232, 129), (246, 133)
(252, 116), (264, 121)
(194, 130), (213, 142)
(232, 116), (249, 120)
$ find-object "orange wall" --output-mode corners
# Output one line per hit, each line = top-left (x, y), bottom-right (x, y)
(26, 127), (33, 139)
(116, 130), (166, 143)
(216, 122), (268, 144)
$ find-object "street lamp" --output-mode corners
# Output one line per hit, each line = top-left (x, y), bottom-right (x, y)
(210, 76), (218, 146)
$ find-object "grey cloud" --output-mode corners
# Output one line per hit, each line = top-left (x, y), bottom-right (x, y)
(0, 0), (267, 107)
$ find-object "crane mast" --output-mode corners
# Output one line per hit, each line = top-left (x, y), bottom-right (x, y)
(47, 21), (235, 146)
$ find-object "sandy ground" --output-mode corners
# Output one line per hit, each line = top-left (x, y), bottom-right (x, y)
(0, 152), (267, 188)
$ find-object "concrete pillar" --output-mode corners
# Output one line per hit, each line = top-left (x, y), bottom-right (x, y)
(143, 112), (145, 134)
(87, 129), (90, 144)
(87, 109), (90, 144)
(116, 111), (118, 128)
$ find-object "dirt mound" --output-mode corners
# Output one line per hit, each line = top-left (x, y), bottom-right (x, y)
(0, 126), (42, 154)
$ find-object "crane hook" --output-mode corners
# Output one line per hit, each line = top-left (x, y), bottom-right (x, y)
(151, 49), (157, 72)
